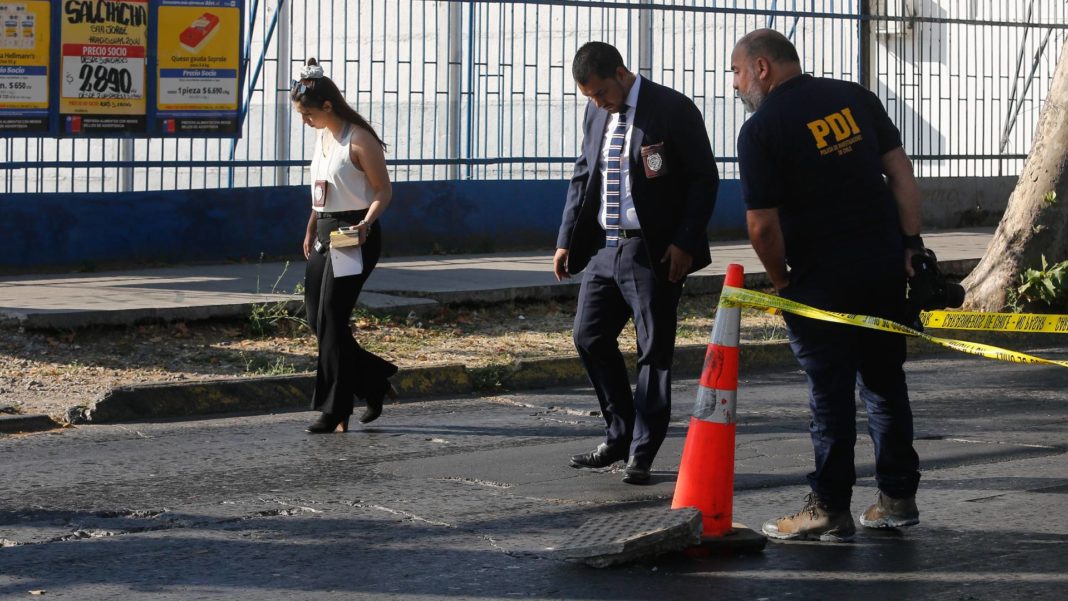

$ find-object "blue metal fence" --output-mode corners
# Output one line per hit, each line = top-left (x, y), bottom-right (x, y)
(3, 0), (1067, 193)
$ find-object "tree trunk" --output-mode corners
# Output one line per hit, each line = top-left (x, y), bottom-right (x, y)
(962, 39), (1068, 312)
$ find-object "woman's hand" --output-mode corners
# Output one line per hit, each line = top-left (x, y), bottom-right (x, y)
(355, 220), (370, 243)
(304, 210), (319, 259)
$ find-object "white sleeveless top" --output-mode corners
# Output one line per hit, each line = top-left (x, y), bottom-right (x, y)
(310, 123), (373, 212)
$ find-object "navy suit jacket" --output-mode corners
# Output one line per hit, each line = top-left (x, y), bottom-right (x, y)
(556, 78), (719, 280)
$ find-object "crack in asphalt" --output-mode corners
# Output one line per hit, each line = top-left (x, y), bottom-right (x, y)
(486, 396), (600, 418)
(433, 476), (512, 489)
(349, 502), (454, 527)
(0, 503), (325, 547)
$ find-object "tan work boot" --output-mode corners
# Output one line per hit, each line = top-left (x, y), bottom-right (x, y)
(762, 493), (856, 542)
(859, 491), (919, 529)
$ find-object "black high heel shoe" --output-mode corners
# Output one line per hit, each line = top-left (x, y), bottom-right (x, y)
(306, 413), (350, 433)
(359, 382), (397, 424)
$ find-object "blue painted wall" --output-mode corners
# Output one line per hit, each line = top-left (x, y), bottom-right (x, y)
(1, 180), (745, 271)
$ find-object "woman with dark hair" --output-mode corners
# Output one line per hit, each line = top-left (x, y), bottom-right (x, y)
(292, 57), (397, 433)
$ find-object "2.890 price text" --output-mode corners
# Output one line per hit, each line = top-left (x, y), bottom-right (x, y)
(79, 64), (133, 95)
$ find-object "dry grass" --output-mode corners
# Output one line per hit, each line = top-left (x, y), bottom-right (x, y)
(352, 295), (787, 367)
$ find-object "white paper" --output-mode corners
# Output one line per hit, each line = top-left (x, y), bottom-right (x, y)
(329, 245), (364, 277)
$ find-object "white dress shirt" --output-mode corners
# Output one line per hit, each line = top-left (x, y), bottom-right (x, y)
(598, 75), (643, 231)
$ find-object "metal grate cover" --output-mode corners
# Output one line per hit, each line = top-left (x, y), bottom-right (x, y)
(551, 506), (701, 568)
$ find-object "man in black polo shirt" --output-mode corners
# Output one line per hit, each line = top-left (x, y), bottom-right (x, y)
(732, 29), (925, 542)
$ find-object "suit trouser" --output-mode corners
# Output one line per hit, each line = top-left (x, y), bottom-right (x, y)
(305, 215), (397, 416)
(572, 237), (683, 464)
(782, 279), (920, 511)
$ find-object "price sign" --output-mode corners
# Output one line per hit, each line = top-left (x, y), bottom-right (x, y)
(61, 44), (144, 100)
(59, 0), (148, 134)
(0, 0), (51, 134)
(0, 65), (47, 101)
(157, 67), (236, 107)
(156, 0), (241, 135)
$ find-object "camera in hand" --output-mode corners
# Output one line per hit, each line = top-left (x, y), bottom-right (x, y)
(908, 248), (965, 312)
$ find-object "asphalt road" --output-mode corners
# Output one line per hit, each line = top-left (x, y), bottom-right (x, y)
(1, 351), (1066, 600)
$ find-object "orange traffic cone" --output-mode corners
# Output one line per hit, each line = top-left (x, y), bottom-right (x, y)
(672, 264), (764, 551)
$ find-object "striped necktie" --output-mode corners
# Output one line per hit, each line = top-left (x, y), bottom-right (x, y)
(604, 105), (628, 247)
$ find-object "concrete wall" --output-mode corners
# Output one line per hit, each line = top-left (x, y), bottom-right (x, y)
(918, 176), (1016, 229)
(0, 176), (1008, 272)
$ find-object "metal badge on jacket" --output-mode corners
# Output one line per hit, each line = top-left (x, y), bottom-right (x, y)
(640, 142), (668, 178)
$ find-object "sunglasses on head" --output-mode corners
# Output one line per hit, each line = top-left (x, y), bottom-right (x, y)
(291, 79), (312, 95)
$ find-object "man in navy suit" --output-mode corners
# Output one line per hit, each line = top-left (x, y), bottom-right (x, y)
(553, 42), (719, 484)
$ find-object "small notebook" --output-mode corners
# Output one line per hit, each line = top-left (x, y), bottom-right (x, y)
(329, 229), (361, 248)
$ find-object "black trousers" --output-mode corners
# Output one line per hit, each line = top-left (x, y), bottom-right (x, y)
(572, 237), (683, 464)
(305, 213), (397, 416)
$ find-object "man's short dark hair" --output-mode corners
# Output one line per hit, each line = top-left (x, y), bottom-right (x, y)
(738, 29), (800, 64)
(572, 41), (625, 83)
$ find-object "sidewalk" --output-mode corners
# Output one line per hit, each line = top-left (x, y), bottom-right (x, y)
(0, 228), (994, 329)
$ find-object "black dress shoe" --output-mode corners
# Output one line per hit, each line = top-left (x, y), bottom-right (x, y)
(569, 443), (627, 469)
(622, 457), (652, 484)
(306, 413), (349, 434)
(359, 381), (397, 424)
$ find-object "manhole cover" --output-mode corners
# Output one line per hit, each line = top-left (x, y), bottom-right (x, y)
(551, 506), (701, 567)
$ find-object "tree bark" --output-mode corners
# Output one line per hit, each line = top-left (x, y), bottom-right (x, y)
(962, 39), (1068, 312)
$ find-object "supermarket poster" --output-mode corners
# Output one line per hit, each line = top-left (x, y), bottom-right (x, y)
(58, 0), (149, 135)
(156, 0), (241, 135)
(0, 0), (50, 133)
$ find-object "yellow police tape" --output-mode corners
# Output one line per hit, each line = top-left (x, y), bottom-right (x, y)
(921, 310), (1068, 333)
(720, 286), (1068, 369)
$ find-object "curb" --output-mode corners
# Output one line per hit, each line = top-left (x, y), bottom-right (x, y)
(53, 315), (1062, 425)
(71, 343), (792, 424)
(70, 363), (474, 424)
(385, 272), (775, 307)
(4, 295), (441, 330)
